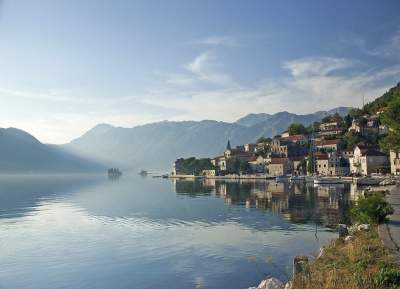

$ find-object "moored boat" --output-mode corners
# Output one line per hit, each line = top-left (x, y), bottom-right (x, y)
(275, 175), (290, 182)
(290, 175), (306, 181)
(356, 176), (383, 186)
(314, 177), (343, 185)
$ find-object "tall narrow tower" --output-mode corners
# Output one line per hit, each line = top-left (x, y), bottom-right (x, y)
(226, 139), (231, 150)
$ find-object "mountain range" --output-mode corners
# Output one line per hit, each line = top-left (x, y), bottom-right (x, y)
(0, 128), (102, 173)
(0, 107), (352, 173)
(62, 106), (352, 172)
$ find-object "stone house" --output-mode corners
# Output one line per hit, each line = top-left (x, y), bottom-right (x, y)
(319, 121), (343, 137)
(268, 158), (293, 176)
(281, 134), (308, 146)
(349, 145), (389, 175)
(316, 139), (343, 153)
(390, 151), (400, 175)
(348, 116), (389, 137)
(248, 155), (266, 173)
(271, 138), (306, 158)
(244, 143), (257, 153)
(211, 156), (227, 172)
(314, 152), (349, 176)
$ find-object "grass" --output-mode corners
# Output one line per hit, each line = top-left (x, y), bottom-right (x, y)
(292, 226), (400, 289)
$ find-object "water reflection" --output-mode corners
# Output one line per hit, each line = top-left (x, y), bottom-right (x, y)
(173, 179), (354, 228)
(0, 175), (359, 289)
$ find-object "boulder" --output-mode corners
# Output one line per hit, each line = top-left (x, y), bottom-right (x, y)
(348, 224), (358, 235)
(357, 224), (370, 231)
(284, 281), (292, 289)
(344, 235), (355, 242)
(338, 224), (349, 238)
(250, 278), (284, 289)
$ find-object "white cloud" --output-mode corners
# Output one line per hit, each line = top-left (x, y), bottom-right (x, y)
(144, 56), (400, 123)
(192, 36), (239, 47)
(166, 52), (234, 87)
(2, 50), (400, 144)
(368, 29), (400, 59)
(282, 57), (355, 77)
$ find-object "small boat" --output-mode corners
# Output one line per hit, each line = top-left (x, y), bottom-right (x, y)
(305, 175), (317, 183)
(356, 176), (382, 186)
(275, 175), (290, 182)
(108, 168), (122, 178)
(290, 175), (306, 181)
(138, 170), (148, 176)
(314, 177), (343, 185)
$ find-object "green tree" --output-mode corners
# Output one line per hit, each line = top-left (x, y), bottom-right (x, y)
(288, 123), (308, 135)
(256, 136), (271, 143)
(351, 193), (394, 224)
(343, 131), (363, 149)
(306, 153), (314, 174)
(380, 90), (400, 152)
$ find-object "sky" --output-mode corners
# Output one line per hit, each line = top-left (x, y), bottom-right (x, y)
(0, 0), (400, 144)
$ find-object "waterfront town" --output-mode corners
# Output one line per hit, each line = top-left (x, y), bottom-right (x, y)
(171, 84), (400, 184)
(169, 83), (400, 289)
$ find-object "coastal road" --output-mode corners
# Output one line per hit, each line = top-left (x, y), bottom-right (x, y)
(380, 184), (400, 264)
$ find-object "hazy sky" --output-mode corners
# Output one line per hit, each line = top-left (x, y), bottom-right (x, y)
(0, 0), (400, 143)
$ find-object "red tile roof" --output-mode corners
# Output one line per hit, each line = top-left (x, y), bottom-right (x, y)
(281, 135), (306, 142)
(270, 158), (289, 164)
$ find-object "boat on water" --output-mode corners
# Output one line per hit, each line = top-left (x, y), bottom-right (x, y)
(108, 168), (122, 178)
(314, 177), (343, 185)
(275, 175), (290, 182)
(138, 170), (148, 176)
(356, 176), (383, 186)
(290, 175), (306, 181)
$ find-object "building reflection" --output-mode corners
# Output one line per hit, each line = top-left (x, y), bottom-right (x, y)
(173, 179), (359, 227)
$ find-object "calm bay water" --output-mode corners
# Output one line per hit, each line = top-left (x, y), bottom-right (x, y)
(0, 175), (354, 289)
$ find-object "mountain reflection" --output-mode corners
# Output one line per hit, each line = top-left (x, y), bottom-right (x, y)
(173, 179), (353, 227)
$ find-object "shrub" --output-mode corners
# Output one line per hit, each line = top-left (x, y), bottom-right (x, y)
(351, 194), (394, 224)
(374, 267), (400, 289)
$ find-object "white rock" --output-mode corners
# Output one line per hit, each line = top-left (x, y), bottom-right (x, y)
(284, 281), (292, 289)
(348, 225), (358, 235)
(344, 235), (355, 242)
(317, 247), (325, 259)
(357, 224), (370, 231)
(254, 278), (284, 289)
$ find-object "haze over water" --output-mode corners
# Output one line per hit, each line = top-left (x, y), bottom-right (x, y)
(0, 175), (352, 289)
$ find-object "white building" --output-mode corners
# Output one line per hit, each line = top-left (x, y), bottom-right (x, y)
(349, 145), (389, 175)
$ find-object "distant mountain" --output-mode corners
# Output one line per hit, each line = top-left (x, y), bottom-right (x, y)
(236, 113), (272, 127)
(235, 106), (352, 127)
(0, 127), (103, 173)
(64, 107), (352, 171)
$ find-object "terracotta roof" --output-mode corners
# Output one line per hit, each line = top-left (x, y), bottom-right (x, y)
(281, 135), (306, 142)
(314, 152), (329, 160)
(270, 158), (289, 164)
